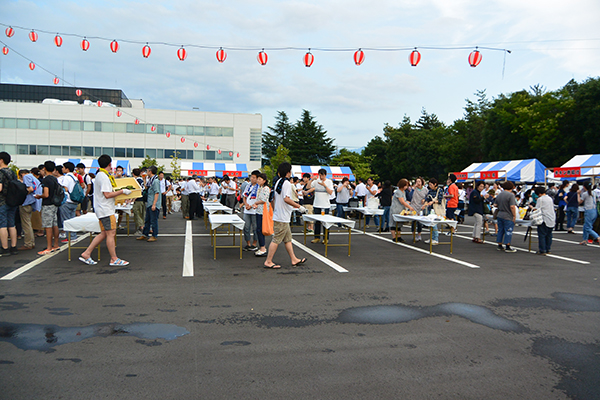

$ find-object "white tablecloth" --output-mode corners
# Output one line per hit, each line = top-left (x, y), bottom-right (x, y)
(208, 214), (245, 230)
(302, 214), (356, 230)
(204, 203), (233, 214)
(343, 207), (385, 216)
(115, 204), (133, 215)
(392, 214), (458, 229)
(63, 212), (102, 233)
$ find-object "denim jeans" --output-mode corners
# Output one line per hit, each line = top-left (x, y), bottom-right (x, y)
(243, 212), (257, 243)
(314, 207), (330, 239)
(336, 203), (347, 219)
(382, 206), (391, 230)
(497, 218), (514, 245)
(59, 202), (78, 239)
(365, 213), (380, 227)
(537, 222), (553, 253)
(583, 208), (599, 241)
(143, 207), (159, 237)
(255, 214), (265, 248)
(566, 206), (578, 229)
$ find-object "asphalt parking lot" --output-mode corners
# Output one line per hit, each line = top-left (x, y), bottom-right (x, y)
(1, 212), (599, 399)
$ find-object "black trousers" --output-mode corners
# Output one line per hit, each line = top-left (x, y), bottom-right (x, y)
(189, 193), (199, 220)
(196, 196), (204, 218)
(161, 194), (167, 217)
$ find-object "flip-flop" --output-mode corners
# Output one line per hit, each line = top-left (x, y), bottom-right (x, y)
(51, 247), (61, 252)
(109, 258), (130, 267)
(292, 258), (307, 267)
(37, 249), (53, 256)
(263, 264), (281, 269)
(79, 256), (97, 265)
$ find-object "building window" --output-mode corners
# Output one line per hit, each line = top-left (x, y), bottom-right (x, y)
(4, 118), (16, 129)
(17, 119), (29, 129)
(63, 121), (70, 131)
(62, 146), (70, 156)
(50, 120), (62, 130)
(134, 148), (144, 158)
(146, 149), (156, 158)
(84, 147), (94, 157)
(70, 146), (81, 156)
(94, 122), (102, 132)
(37, 145), (48, 155)
(83, 121), (94, 131)
(38, 119), (49, 130)
(18, 145), (28, 154)
(95, 147), (102, 157)
(50, 146), (62, 156)
(29, 119), (37, 129)
(127, 148), (133, 157)
(102, 147), (114, 157)
(114, 148), (125, 157)
(134, 124), (145, 134)
(70, 121), (82, 131)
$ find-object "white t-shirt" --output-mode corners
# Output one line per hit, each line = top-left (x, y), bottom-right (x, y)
(243, 183), (259, 215)
(274, 180), (293, 223)
(311, 178), (334, 209)
(355, 182), (367, 197)
(94, 172), (115, 219)
(296, 183), (304, 200)
(365, 184), (378, 201)
(222, 181), (237, 195)
(209, 182), (220, 195)
(59, 173), (77, 203)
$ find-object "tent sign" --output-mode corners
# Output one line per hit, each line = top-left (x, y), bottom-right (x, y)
(453, 172), (468, 180)
(554, 167), (581, 178)
(223, 171), (242, 177)
(331, 173), (350, 180)
(480, 171), (499, 180)
(188, 170), (208, 176)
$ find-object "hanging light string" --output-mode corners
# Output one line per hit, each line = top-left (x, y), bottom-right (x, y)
(0, 39), (239, 157)
(0, 22), (511, 54)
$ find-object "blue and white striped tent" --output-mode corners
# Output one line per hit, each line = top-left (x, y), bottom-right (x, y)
(291, 165), (356, 181)
(460, 158), (547, 183)
(549, 154), (600, 181)
(54, 158), (130, 175)
(180, 162), (249, 178)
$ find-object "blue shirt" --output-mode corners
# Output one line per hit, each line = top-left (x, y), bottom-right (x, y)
(23, 173), (42, 211)
(145, 175), (162, 209)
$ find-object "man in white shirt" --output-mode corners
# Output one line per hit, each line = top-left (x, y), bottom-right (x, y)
(264, 162), (307, 269)
(221, 175), (237, 209)
(58, 162), (79, 242)
(180, 178), (189, 219)
(208, 177), (220, 200)
(310, 169), (334, 243)
(242, 171), (260, 251)
(79, 155), (131, 266)
(365, 177), (380, 228)
(355, 179), (367, 204)
(187, 177), (201, 220)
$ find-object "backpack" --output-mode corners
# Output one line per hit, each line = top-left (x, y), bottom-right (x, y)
(68, 175), (85, 203)
(0, 168), (28, 207)
(84, 174), (94, 196)
(49, 176), (66, 207)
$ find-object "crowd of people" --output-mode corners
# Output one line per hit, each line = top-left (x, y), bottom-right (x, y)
(1, 150), (599, 265)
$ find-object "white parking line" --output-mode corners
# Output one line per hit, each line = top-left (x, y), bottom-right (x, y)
(1, 234), (91, 280)
(183, 221), (194, 277)
(452, 233), (590, 265)
(359, 230), (481, 269)
(291, 239), (348, 273)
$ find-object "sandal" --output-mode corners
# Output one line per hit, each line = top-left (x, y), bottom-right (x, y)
(292, 258), (307, 267)
(37, 249), (53, 256)
(109, 258), (130, 267)
(263, 264), (281, 269)
(79, 256), (98, 265)
(51, 247), (61, 252)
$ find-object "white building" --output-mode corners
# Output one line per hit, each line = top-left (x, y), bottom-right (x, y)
(0, 83), (262, 176)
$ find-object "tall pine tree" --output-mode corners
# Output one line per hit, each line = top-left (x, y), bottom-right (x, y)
(262, 111), (293, 164)
(288, 110), (336, 165)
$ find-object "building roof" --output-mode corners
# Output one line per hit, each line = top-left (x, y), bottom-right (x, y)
(0, 83), (131, 107)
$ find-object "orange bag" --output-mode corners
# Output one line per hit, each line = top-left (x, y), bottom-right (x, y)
(262, 202), (274, 236)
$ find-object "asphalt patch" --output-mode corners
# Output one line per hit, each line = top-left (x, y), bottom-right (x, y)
(490, 292), (600, 312)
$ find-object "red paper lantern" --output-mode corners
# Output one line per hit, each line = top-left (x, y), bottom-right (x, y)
(194, 142), (198, 148)
(468, 49), (482, 67)
(177, 47), (187, 61)
(29, 62), (35, 71)
(54, 34), (63, 47)
(150, 125), (156, 132)
(110, 40), (119, 53)
(142, 44), (151, 58)
(76, 89), (82, 96)
(2, 47), (8, 56)
(206, 144), (210, 150)
(180, 137), (185, 143)
(216, 48), (227, 63)
(257, 50), (268, 65)
(29, 30), (38, 42)
(409, 49), (421, 67)
(218, 149), (221, 154)
(354, 49), (365, 66)
(134, 119), (140, 125)
(229, 152), (233, 157)
(236, 153), (240, 158)
(116, 110), (122, 117)
(304, 51), (314, 67)
(97, 101), (103, 107)
(81, 38), (90, 51)
(166, 132), (171, 138)
(5, 27), (14, 38)
(53, 77), (59, 85)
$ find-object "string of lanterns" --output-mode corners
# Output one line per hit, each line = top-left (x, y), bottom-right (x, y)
(0, 37), (242, 159)
(2, 23), (509, 69)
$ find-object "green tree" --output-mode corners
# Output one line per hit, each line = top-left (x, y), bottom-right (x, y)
(262, 111), (293, 165)
(331, 148), (377, 182)
(170, 152), (182, 180)
(139, 155), (164, 174)
(288, 110), (336, 165)
(261, 144), (291, 183)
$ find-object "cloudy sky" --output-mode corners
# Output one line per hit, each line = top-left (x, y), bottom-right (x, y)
(1, 0), (599, 150)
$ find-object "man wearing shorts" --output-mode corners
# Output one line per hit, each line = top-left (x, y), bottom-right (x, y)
(79, 155), (131, 266)
(35, 161), (60, 255)
(0, 151), (19, 256)
(263, 162), (307, 269)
